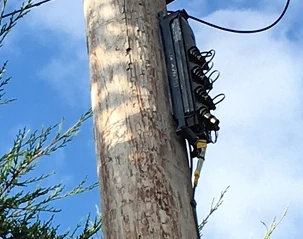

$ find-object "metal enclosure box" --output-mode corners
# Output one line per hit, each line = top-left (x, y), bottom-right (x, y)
(159, 10), (207, 144)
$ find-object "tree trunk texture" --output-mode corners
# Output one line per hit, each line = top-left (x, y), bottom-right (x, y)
(84, 0), (198, 238)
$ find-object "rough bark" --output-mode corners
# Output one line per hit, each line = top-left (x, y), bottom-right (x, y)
(84, 0), (198, 238)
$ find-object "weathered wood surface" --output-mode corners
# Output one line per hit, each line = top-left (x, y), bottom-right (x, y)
(84, 0), (197, 238)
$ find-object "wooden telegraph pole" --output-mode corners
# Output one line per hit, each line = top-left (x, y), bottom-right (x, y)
(84, 0), (198, 238)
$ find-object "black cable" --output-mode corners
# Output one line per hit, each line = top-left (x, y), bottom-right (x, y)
(185, 140), (200, 238)
(191, 187), (200, 239)
(2, 0), (54, 19)
(168, 0), (290, 34)
(186, 141), (200, 239)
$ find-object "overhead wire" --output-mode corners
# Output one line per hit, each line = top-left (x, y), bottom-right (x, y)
(168, 0), (290, 34)
(2, 0), (54, 19)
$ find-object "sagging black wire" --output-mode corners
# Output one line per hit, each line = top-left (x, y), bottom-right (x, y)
(2, 0), (53, 19)
(168, 0), (290, 34)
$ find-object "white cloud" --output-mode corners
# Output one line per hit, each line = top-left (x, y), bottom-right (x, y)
(191, 6), (303, 239)
(37, 53), (90, 107)
(28, 0), (85, 41)
(20, 0), (91, 106)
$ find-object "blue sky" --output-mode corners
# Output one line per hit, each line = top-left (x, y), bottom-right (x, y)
(1, 0), (302, 238)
